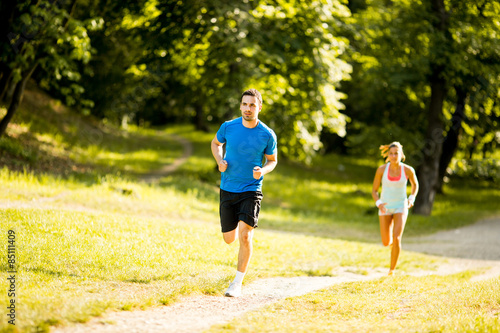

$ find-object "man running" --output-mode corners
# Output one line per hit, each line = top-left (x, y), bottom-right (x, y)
(211, 88), (278, 297)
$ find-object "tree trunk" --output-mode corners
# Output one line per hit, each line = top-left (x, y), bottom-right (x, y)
(435, 86), (467, 193)
(413, 0), (449, 216)
(0, 63), (38, 137)
(193, 103), (209, 132)
(0, 66), (13, 102)
(413, 73), (446, 215)
(0, 1), (17, 101)
(5, 77), (18, 102)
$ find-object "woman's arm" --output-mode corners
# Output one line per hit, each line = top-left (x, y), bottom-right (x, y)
(372, 166), (387, 213)
(405, 165), (419, 208)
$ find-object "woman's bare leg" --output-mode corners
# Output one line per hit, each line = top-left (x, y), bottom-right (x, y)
(389, 212), (408, 273)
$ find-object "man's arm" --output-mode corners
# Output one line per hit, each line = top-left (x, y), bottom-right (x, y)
(211, 135), (227, 172)
(253, 153), (277, 179)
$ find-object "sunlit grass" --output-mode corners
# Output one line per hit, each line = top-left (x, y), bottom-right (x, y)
(261, 155), (500, 242)
(66, 129), (184, 174)
(0, 207), (439, 332)
(0, 167), (71, 200)
(0, 208), (233, 331)
(1, 86), (499, 332)
(3, 86), (184, 177)
(208, 274), (500, 333)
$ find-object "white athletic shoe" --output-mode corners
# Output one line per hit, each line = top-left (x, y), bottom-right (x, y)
(224, 282), (242, 297)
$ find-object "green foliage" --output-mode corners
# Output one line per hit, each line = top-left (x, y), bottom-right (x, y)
(345, 121), (425, 166)
(92, 0), (353, 163)
(342, 0), (431, 133)
(1, 87), (499, 332)
(3, 0), (99, 109)
(76, 1), (152, 121)
(245, 0), (352, 163)
(342, 0), (500, 167)
(449, 158), (500, 184)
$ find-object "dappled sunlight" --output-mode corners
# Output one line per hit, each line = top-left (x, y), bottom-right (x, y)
(1, 79), (499, 333)
(210, 274), (500, 333)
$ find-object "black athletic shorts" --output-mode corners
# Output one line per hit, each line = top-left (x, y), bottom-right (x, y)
(219, 189), (263, 233)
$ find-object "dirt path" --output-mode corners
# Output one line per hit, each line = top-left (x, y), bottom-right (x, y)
(52, 216), (500, 333)
(404, 215), (500, 282)
(52, 269), (389, 333)
(139, 133), (193, 183)
(405, 216), (500, 261)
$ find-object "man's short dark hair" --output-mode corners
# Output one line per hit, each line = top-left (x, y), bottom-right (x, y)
(240, 89), (262, 106)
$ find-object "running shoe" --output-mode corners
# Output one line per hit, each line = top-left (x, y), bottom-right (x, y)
(224, 282), (242, 297)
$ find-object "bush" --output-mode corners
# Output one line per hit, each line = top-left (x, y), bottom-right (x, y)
(345, 122), (424, 166)
(449, 158), (500, 183)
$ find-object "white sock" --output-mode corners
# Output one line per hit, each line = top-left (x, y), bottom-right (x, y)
(233, 271), (245, 285)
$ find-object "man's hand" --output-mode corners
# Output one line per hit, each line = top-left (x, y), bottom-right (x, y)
(219, 160), (228, 172)
(253, 166), (262, 179)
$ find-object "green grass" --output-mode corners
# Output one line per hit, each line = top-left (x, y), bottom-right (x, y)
(0, 84), (499, 332)
(0, 83), (184, 177)
(208, 274), (500, 333)
(0, 206), (440, 332)
(261, 153), (500, 242)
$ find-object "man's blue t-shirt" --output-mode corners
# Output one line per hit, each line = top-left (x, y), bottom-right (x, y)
(216, 117), (277, 193)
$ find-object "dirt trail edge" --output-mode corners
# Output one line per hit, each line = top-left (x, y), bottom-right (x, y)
(405, 216), (500, 261)
(52, 216), (500, 333)
(52, 269), (388, 333)
(139, 133), (193, 183)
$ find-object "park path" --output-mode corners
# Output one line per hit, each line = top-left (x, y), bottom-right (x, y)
(139, 133), (193, 183)
(4, 132), (498, 332)
(405, 216), (500, 261)
(51, 271), (386, 333)
(0, 133), (193, 211)
(52, 216), (500, 333)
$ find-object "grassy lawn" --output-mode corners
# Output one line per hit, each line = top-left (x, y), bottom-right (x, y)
(263, 154), (500, 241)
(208, 273), (500, 332)
(0, 168), (444, 332)
(0, 85), (499, 332)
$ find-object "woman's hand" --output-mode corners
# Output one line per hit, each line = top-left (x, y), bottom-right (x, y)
(378, 202), (387, 214)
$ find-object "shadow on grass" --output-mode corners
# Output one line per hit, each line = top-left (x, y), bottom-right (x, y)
(5, 83), (499, 246)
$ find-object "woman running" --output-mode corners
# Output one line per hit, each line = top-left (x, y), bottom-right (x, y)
(372, 142), (419, 275)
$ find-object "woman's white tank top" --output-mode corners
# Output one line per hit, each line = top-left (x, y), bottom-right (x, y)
(381, 163), (408, 209)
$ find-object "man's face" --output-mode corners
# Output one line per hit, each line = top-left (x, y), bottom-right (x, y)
(240, 95), (262, 122)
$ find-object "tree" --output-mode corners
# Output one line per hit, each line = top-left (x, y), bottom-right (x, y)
(435, 1), (500, 192)
(436, 85), (466, 193)
(410, 0), (449, 215)
(140, 0), (352, 163)
(415, 0), (500, 214)
(340, 0), (431, 157)
(2, 1), (352, 165)
(245, 0), (352, 163)
(0, 0), (98, 137)
(75, 0), (156, 123)
(343, 0), (500, 215)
